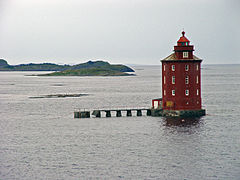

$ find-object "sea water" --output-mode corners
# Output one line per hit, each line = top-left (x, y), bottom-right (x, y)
(0, 64), (240, 179)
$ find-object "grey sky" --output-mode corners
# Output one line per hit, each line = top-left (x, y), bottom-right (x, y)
(0, 0), (239, 65)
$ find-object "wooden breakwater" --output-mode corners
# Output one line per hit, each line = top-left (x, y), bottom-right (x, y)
(74, 108), (152, 118)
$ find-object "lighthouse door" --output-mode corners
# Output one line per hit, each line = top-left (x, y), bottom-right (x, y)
(154, 101), (159, 109)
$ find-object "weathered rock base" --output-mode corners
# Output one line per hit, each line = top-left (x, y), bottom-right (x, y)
(151, 109), (206, 117)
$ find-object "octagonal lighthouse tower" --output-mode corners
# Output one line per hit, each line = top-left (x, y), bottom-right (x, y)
(161, 31), (205, 117)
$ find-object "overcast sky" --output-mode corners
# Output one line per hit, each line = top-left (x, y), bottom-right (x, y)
(0, 0), (239, 65)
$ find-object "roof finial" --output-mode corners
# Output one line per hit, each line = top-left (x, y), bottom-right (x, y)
(182, 30), (185, 37)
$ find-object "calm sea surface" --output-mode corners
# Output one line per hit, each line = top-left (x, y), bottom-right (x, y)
(0, 64), (240, 179)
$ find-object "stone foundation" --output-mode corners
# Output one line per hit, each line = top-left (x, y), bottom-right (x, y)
(163, 109), (206, 117)
(151, 109), (205, 117)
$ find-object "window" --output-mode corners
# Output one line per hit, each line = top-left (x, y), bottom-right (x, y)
(164, 76), (166, 84)
(163, 65), (165, 71)
(183, 52), (188, 58)
(164, 90), (166, 96)
(196, 64), (199, 71)
(185, 65), (189, 71)
(197, 89), (199, 95)
(172, 65), (175, 71)
(185, 76), (189, 84)
(172, 76), (175, 84)
(196, 76), (199, 84)
(185, 89), (189, 96)
(172, 90), (175, 96)
(186, 42), (188, 46)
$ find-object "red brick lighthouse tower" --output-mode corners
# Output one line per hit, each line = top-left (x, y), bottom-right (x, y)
(161, 31), (205, 117)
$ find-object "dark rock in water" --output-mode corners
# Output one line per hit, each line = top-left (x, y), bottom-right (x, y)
(29, 93), (88, 99)
(51, 84), (65, 86)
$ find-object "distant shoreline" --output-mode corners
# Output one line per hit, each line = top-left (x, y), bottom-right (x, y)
(0, 59), (135, 76)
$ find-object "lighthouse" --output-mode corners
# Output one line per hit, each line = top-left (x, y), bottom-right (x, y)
(152, 31), (205, 117)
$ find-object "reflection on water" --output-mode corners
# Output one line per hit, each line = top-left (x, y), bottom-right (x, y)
(163, 116), (202, 127)
(162, 116), (205, 135)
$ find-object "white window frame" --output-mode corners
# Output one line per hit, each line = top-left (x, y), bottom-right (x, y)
(163, 65), (165, 71)
(185, 76), (189, 84)
(172, 65), (175, 71)
(172, 90), (175, 96)
(196, 64), (199, 71)
(183, 52), (188, 58)
(197, 89), (199, 96)
(164, 76), (166, 84)
(185, 89), (189, 96)
(164, 90), (166, 96)
(172, 76), (175, 84)
(185, 65), (189, 71)
(196, 75), (199, 84)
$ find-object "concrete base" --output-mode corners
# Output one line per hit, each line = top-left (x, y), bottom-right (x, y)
(151, 109), (206, 117)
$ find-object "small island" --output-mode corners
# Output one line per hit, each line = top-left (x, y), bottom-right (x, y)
(0, 59), (135, 76)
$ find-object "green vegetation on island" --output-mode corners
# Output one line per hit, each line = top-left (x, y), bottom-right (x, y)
(40, 67), (132, 76)
(0, 59), (135, 76)
(0, 59), (71, 71)
(0, 59), (9, 67)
